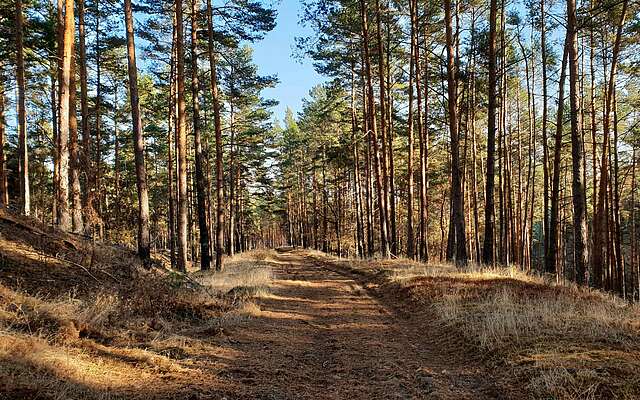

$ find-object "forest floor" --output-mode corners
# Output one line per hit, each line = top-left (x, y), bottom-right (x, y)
(214, 248), (520, 400)
(1, 212), (639, 399)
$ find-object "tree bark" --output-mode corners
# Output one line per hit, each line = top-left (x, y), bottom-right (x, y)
(78, 0), (93, 219)
(360, 0), (389, 257)
(16, 0), (30, 216)
(0, 83), (7, 207)
(414, 1), (428, 262)
(191, 0), (212, 270)
(541, 0), (552, 273)
(69, 42), (84, 233)
(374, 0), (392, 255)
(168, 10), (178, 269)
(589, 0), (598, 235)
(206, 0), (225, 270)
(56, 0), (74, 232)
(591, 0), (627, 288)
(469, 10), (481, 262)
(113, 87), (120, 226)
(612, 87), (623, 295)
(405, 0), (416, 259)
(482, 0), (498, 265)
(567, 0), (589, 285)
(94, 1), (102, 222)
(421, 22), (432, 262)
(444, 0), (467, 264)
(54, 0), (63, 224)
(124, 0), (151, 263)
(547, 36), (569, 277)
(176, 0), (189, 271)
(349, 63), (365, 257)
(228, 99), (236, 255)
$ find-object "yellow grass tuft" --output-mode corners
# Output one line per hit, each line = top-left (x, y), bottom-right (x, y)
(195, 250), (273, 297)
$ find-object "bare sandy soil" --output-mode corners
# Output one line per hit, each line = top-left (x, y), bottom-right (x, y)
(217, 250), (520, 399)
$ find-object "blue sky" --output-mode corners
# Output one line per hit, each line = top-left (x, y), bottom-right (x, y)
(252, 0), (325, 120)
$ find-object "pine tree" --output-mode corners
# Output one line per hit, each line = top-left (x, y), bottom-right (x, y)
(176, 0), (189, 272)
(124, 0), (151, 263)
(16, 0), (30, 216)
(567, 0), (588, 285)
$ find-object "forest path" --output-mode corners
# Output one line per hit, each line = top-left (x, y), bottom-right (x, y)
(217, 250), (515, 400)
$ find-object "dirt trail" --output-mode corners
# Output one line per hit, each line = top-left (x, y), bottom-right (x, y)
(217, 250), (516, 400)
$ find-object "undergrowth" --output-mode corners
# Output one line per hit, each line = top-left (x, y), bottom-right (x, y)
(0, 211), (275, 399)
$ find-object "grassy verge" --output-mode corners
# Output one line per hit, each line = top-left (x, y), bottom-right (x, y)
(0, 211), (275, 399)
(310, 252), (640, 400)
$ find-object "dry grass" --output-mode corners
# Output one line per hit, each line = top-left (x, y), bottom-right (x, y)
(195, 250), (273, 298)
(435, 284), (639, 350)
(0, 212), (277, 399)
(316, 253), (640, 400)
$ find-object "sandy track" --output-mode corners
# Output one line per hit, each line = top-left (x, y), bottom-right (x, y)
(216, 250), (515, 400)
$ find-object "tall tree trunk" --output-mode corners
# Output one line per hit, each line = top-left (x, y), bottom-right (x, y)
(124, 0), (151, 263)
(235, 168), (242, 252)
(482, 0), (498, 265)
(405, 0), (416, 259)
(188, 145), (197, 261)
(57, 0), (74, 232)
(612, 87), (623, 295)
(49, 66), (58, 223)
(360, 0), (389, 257)
(589, 0), (598, 230)
(497, 5), (505, 263)
(69, 43), (83, 233)
(350, 64), (365, 258)
(469, 10), (481, 262)
(567, 0), (589, 285)
(421, 36), (431, 262)
(632, 144), (638, 300)
(228, 100), (236, 256)
(541, 0), (552, 273)
(94, 2), (102, 221)
(322, 148), (329, 252)
(335, 170), (342, 256)
(592, 0), (627, 288)
(444, 0), (466, 264)
(176, 0), (189, 271)
(517, 31), (534, 269)
(78, 0), (92, 218)
(16, 0), (30, 216)
(415, 4), (428, 262)
(54, 0), (63, 224)
(206, 0), (225, 270)
(191, 0), (212, 270)
(312, 169), (319, 250)
(0, 82), (7, 207)
(113, 87), (120, 226)
(360, 63), (374, 257)
(547, 36), (569, 277)
(374, 0), (392, 254)
(168, 10), (178, 268)
(515, 85), (524, 264)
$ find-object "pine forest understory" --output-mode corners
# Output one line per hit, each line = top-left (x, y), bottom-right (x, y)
(1, 0), (640, 398)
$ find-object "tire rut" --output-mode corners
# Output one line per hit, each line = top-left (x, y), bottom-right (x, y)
(217, 250), (518, 400)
